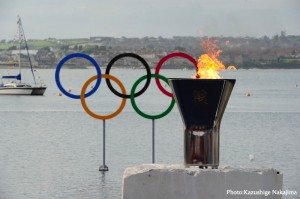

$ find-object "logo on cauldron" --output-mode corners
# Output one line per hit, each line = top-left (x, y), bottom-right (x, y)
(193, 89), (208, 105)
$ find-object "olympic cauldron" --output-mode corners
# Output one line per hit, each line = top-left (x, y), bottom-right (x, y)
(169, 78), (235, 168)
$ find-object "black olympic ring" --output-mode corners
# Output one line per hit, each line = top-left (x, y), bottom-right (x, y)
(105, 53), (151, 99)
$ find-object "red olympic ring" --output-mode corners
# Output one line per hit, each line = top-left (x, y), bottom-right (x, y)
(155, 52), (199, 97)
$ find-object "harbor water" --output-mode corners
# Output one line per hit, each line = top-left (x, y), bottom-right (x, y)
(0, 68), (299, 199)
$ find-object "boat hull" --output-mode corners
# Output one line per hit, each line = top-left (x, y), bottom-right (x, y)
(0, 87), (46, 95)
(31, 87), (47, 95)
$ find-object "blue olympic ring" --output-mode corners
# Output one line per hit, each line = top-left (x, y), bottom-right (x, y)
(55, 53), (102, 99)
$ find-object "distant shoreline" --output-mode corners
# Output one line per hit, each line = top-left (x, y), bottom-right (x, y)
(1, 66), (300, 70)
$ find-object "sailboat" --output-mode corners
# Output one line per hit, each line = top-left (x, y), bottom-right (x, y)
(0, 16), (47, 95)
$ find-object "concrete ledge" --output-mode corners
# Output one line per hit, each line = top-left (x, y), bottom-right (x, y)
(122, 164), (283, 199)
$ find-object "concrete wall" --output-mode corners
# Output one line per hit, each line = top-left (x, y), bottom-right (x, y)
(122, 164), (283, 199)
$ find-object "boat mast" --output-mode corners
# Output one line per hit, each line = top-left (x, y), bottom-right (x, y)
(17, 15), (37, 86)
(18, 16), (21, 83)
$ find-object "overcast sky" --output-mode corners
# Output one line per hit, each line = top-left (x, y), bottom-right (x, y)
(1, 0), (300, 40)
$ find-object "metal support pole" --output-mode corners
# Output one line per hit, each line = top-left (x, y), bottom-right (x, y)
(152, 119), (155, 164)
(99, 120), (109, 171)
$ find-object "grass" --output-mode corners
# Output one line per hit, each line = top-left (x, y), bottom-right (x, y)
(57, 38), (92, 47)
(26, 40), (60, 49)
(281, 58), (300, 64)
(0, 38), (93, 51)
(0, 40), (59, 50)
(0, 44), (11, 50)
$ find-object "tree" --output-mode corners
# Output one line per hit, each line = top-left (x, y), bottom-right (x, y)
(174, 46), (186, 52)
(280, 31), (286, 38)
(60, 45), (69, 51)
(41, 46), (51, 52)
(37, 46), (51, 56)
(8, 46), (17, 50)
(83, 45), (98, 54)
(99, 46), (106, 51)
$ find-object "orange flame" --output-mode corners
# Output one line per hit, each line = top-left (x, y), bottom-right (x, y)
(196, 38), (236, 79)
(227, 65), (236, 70)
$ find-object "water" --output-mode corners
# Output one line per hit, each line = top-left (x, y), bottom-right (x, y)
(0, 68), (300, 199)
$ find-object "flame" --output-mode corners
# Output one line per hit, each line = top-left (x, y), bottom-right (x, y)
(196, 38), (236, 79)
(227, 65), (236, 70)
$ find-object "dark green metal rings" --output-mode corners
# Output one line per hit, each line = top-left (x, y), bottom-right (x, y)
(130, 74), (175, 120)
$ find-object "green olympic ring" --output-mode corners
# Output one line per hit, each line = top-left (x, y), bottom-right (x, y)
(130, 74), (175, 120)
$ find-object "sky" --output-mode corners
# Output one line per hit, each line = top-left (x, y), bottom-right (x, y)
(1, 0), (300, 40)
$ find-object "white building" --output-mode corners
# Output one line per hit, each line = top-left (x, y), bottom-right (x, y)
(11, 50), (38, 56)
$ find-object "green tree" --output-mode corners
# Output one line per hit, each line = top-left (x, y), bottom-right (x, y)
(8, 46), (17, 50)
(60, 45), (69, 51)
(99, 46), (107, 51)
(83, 45), (98, 54)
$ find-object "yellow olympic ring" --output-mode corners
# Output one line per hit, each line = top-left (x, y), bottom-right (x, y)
(80, 74), (127, 120)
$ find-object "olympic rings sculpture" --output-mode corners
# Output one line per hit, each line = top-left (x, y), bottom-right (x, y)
(55, 52), (198, 120)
